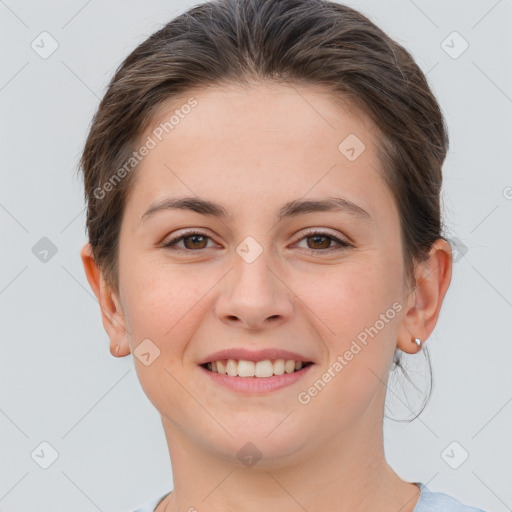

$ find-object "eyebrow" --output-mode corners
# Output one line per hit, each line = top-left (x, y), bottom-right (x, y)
(140, 196), (373, 224)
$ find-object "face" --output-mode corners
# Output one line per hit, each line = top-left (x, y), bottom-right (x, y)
(113, 82), (411, 465)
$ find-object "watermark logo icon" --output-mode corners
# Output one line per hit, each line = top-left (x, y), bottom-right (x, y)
(32, 237), (58, 263)
(31, 441), (59, 469)
(449, 237), (468, 263)
(237, 442), (263, 467)
(441, 31), (469, 59)
(441, 441), (469, 469)
(31, 32), (59, 59)
(134, 338), (161, 366)
(338, 133), (366, 161)
(236, 236), (263, 264)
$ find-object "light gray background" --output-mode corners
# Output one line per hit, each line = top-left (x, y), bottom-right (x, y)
(1, 1), (511, 511)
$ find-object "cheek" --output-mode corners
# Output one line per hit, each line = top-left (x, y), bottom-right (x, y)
(292, 255), (403, 403)
(117, 241), (203, 347)
(121, 266), (207, 408)
(293, 258), (399, 341)
(123, 269), (204, 344)
(293, 261), (401, 425)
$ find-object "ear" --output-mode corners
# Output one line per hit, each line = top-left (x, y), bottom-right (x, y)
(80, 242), (131, 357)
(397, 238), (453, 353)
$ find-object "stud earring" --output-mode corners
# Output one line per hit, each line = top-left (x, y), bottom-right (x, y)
(413, 337), (422, 348)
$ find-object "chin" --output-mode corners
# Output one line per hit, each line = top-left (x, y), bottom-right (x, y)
(204, 421), (310, 469)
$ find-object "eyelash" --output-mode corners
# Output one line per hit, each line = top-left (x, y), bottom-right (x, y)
(162, 229), (352, 254)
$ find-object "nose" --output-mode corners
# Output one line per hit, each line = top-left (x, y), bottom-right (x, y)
(214, 249), (294, 330)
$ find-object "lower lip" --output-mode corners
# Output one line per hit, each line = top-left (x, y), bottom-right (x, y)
(199, 364), (314, 394)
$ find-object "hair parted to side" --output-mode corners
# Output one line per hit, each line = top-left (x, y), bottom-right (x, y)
(78, 0), (450, 419)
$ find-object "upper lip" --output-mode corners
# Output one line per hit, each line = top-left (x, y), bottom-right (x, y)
(198, 348), (314, 365)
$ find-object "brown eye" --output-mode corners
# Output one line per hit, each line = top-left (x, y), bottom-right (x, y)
(163, 231), (213, 251)
(306, 234), (332, 250)
(295, 230), (352, 253)
(182, 234), (208, 250)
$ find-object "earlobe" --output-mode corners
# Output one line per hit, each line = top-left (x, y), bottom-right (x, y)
(80, 243), (130, 356)
(397, 238), (453, 354)
(110, 335), (131, 358)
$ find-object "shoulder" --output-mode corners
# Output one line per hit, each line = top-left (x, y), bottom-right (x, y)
(131, 491), (171, 512)
(414, 482), (488, 512)
(131, 485), (489, 512)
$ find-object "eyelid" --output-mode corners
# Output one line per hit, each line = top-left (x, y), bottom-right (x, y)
(163, 227), (352, 253)
(162, 229), (215, 248)
(295, 227), (350, 243)
(292, 228), (352, 251)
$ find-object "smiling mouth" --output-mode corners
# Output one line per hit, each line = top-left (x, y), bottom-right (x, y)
(200, 359), (314, 378)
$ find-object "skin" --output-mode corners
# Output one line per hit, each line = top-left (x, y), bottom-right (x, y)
(81, 82), (452, 512)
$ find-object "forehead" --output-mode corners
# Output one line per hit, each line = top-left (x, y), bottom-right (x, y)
(125, 81), (395, 225)
(148, 81), (375, 149)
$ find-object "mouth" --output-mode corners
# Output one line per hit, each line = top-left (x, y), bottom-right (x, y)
(198, 358), (315, 394)
(200, 359), (314, 378)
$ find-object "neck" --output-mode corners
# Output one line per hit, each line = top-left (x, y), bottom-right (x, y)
(157, 409), (421, 512)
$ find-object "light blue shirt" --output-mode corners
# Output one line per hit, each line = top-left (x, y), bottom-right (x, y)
(413, 483), (487, 512)
(131, 482), (488, 511)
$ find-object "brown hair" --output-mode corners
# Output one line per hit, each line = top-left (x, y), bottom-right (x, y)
(78, 0), (449, 418)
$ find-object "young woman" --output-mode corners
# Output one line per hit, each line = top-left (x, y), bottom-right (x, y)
(79, 0), (488, 510)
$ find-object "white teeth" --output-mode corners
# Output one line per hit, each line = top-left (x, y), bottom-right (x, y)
(237, 360), (255, 377)
(205, 358), (306, 377)
(255, 360), (274, 377)
(273, 359), (285, 375)
(284, 360), (296, 374)
(226, 359), (238, 377)
(216, 360), (226, 374)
